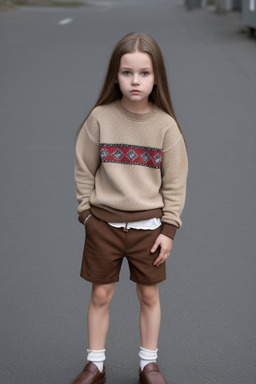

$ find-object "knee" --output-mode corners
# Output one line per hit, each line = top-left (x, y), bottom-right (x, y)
(137, 285), (159, 308)
(91, 284), (114, 308)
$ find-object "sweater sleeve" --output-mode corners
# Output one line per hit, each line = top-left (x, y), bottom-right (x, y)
(74, 111), (101, 223)
(161, 128), (188, 239)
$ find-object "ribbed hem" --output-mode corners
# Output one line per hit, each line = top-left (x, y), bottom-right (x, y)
(90, 206), (162, 223)
(78, 206), (178, 239)
(161, 223), (177, 239)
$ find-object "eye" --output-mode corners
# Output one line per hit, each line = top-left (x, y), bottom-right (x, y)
(141, 71), (149, 76)
(123, 71), (131, 76)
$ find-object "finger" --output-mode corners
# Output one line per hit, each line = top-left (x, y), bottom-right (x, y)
(154, 256), (162, 267)
(154, 256), (165, 267)
(151, 239), (160, 253)
(153, 249), (167, 266)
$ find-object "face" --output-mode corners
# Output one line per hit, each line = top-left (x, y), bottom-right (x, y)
(117, 51), (155, 109)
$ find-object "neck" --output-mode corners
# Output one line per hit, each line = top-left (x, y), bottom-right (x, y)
(120, 98), (152, 114)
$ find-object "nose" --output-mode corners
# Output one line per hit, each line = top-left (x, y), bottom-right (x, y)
(131, 75), (140, 85)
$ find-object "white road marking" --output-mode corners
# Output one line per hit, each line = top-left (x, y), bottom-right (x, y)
(58, 18), (73, 26)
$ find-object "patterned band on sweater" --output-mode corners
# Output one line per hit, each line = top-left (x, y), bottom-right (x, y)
(100, 144), (162, 169)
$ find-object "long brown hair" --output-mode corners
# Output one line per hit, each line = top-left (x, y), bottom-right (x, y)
(78, 32), (185, 141)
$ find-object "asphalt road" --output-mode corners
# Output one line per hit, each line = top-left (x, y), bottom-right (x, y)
(1, 1), (256, 383)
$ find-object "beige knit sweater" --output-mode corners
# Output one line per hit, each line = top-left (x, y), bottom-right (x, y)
(75, 100), (188, 239)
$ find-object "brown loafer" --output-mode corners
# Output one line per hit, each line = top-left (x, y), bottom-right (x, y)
(139, 362), (167, 384)
(71, 362), (106, 384)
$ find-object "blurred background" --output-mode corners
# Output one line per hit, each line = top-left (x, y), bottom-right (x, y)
(0, 1), (256, 383)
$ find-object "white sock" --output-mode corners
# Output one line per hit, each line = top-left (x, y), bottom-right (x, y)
(87, 349), (106, 372)
(139, 346), (158, 371)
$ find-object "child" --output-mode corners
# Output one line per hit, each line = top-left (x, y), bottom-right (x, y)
(72, 32), (188, 384)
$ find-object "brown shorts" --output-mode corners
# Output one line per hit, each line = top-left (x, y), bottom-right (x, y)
(80, 215), (166, 285)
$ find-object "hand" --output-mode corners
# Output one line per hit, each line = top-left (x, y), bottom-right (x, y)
(151, 234), (173, 267)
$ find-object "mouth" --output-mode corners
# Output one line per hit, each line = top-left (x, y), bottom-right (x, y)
(130, 90), (141, 94)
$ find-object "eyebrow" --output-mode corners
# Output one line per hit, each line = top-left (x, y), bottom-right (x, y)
(120, 67), (152, 70)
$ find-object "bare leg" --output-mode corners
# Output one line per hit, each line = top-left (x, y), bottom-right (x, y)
(87, 283), (115, 350)
(136, 284), (161, 350)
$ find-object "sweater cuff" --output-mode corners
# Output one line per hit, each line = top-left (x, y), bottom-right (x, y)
(78, 209), (91, 225)
(161, 223), (178, 240)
